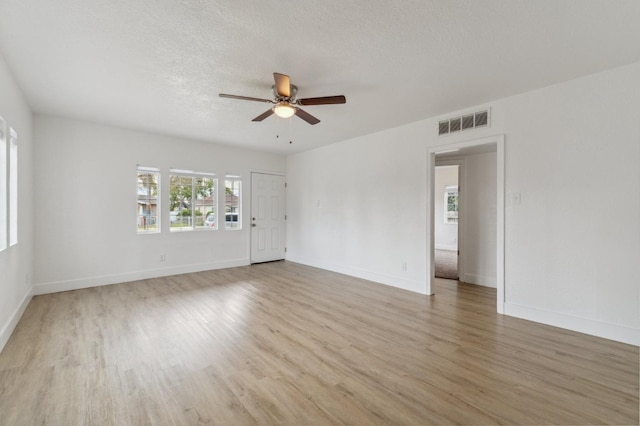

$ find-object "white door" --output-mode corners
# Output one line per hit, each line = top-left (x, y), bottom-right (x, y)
(250, 173), (286, 263)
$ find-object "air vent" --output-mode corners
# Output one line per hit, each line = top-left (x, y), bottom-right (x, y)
(450, 117), (461, 133)
(475, 110), (488, 127)
(438, 109), (489, 136)
(461, 114), (474, 130)
(438, 121), (449, 135)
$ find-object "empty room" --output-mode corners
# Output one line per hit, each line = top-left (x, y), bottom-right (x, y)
(0, 1), (638, 424)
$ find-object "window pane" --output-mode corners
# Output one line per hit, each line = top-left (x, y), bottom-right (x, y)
(170, 175), (194, 231)
(225, 176), (241, 230)
(137, 168), (160, 233)
(445, 190), (459, 224)
(195, 177), (216, 230)
(0, 117), (6, 251)
(9, 128), (17, 246)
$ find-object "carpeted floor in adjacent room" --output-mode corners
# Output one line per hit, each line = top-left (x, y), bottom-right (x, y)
(435, 249), (458, 280)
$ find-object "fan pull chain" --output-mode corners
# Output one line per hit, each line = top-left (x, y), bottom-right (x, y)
(289, 114), (293, 144)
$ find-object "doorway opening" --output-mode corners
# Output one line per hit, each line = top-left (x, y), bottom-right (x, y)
(434, 164), (460, 280)
(427, 135), (505, 314)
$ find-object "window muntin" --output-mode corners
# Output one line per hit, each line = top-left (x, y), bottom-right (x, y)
(137, 166), (160, 233)
(9, 128), (17, 246)
(225, 175), (241, 230)
(170, 170), (217, 232)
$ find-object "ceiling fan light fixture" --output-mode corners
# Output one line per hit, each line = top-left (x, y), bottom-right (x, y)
(220, 72), (344, 125)
(273, 102), (296, 118)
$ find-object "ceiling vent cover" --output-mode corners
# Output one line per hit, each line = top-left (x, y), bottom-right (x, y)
(438, 109), (489, 136)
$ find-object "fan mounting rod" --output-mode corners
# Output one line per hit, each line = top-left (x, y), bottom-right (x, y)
(273, 84), (298, 101)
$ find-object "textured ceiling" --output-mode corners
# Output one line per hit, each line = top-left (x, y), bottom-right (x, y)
(1, 0), (639, 154)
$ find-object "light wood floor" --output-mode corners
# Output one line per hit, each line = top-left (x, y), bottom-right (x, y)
(0, 262), (638, 425)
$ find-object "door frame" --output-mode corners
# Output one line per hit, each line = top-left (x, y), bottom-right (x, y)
(427, 134), (505, 314)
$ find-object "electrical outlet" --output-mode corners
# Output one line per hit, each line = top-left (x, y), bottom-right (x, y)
(402, 261), (407, 272)
(160, 254), (166, 262)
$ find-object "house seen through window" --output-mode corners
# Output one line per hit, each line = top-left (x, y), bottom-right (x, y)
(225, 175), (241, 230)
(137, 166), (160, 233)
(169, 170), (217, 231)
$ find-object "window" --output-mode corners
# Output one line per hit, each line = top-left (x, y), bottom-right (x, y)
(444, 186), (459, 224)
(194, 175), (216, 229)
(225, 175), (241, 230)
(169, 170), (216, 231)
(137, 166), (160, 233)
(9, 128), (17, 245)
(0, 117), (6, 251)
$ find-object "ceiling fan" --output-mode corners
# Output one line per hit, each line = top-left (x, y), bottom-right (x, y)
(219, 73), (346, 125)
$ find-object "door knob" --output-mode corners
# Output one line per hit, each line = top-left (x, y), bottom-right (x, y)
(251, 223), (256, 227)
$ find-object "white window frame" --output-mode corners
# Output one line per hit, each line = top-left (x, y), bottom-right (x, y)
(169, 169), (217, 232)
(444, 185), (459, 224)
(137, 166), (161, 234)
(8, 127), (17, 246)
(0, 116), (6, 251)
(225, 175), (242, 230)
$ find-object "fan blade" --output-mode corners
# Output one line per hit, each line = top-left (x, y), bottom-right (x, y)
(297, 95), (346, 106)
(273, 73), (290, 98)
(252, 109), (274, 122)
(219, 93), (273, 103)
(295, 108), (320, 125)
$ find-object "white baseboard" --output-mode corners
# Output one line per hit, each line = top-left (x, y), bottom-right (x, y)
(461, 272), (496, 288)
(0, 289), (33, 353)
(435, 244), (457, 251)
(504, 302), (639, 346)
(33, 259), (250, 295)
(286, 255), (427, 295)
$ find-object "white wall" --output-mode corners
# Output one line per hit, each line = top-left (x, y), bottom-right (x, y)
(500, 63), (639, 345)
(434, 165), (458, 251)
(286, 126), (428, 293)
(0, 53), (34, 352)
(286, 61), (640, 345)
(33, 116), (285, 293)
(460, 153), (497, 287)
